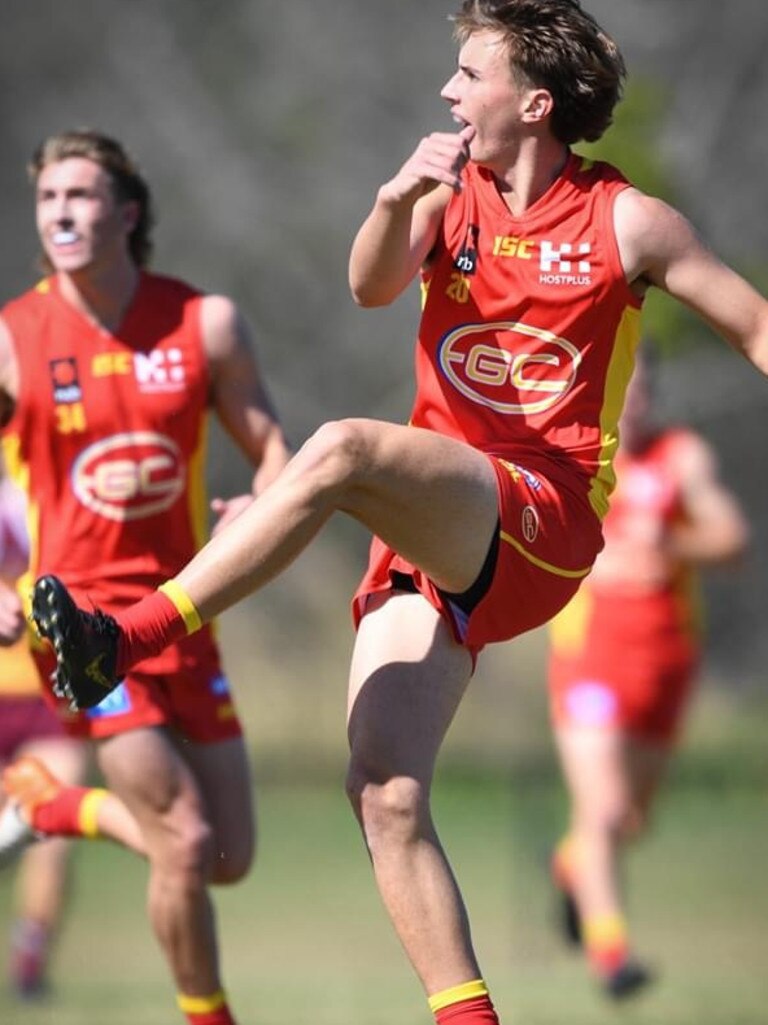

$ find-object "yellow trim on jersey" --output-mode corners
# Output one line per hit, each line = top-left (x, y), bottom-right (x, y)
(187, 412), (209, 553)
(177, 989), (227, 1014)
(428, 979), (488, 1013)
(158, 580), (202, 635)
(500, 530), (593, 579)
(77, 788), (108, 839)
(186, 414), (221, 642)
(587, 305), (642, 520)
(548, 586), (593, 656)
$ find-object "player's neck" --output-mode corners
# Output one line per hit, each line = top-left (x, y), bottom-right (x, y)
(491, 137), (570, 217)
(55, 260), (141, 335)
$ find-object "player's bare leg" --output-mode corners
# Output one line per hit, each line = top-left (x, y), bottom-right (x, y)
(554, 726), (653, 998)
(174, 418), (499, 623)
(5, 736), (86, 997)
(97, 728), (254, 998)
(346, 591), (498, 1022)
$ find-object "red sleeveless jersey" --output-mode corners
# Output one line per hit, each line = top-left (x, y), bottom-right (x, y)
(550, 428), (703, 655)
(2, 272), (211, 609)
(414, 153), (642, 518)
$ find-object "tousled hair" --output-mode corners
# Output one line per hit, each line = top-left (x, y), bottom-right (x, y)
(451, 0), (626, 145)
(29, 128), (155, 269)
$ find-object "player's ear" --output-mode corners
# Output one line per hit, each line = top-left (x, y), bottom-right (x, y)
(521, 87), (554, 126)
(121, 200), (141, 236)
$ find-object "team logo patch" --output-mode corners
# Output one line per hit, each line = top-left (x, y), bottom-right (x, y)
(209, 673), (231, 697)
(454, 224), (479, 275)
(49, 358), (82, 404)
(500, 461), (542, 492)
(86, 682), (132, 719)
(134, 348), (186, 393)
(71, 431), (186, 521)
(437, 321), (581, 414)
(538, 240), (592, 286)
(521, 504), (539, 543)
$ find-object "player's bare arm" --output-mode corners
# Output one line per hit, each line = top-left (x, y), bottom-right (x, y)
(349, 126), (475, 307)
(615, 189), (768, 373)
(201, 294), (290, 530)
(669, 434), (750, 566)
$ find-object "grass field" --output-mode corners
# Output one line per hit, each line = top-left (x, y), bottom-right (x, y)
(0, 769), (766, 1025)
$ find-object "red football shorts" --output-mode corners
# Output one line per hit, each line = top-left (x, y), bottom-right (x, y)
(548, 589), (698, 744)
(33, 627), (243, 743)
(0, 695), (69, 764)
(352, 453), (604, 657)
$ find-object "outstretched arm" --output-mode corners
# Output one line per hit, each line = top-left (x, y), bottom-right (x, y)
(615, 189), (768, 374)
(668, 433), (750, 567)
(349, 126), (475, 307)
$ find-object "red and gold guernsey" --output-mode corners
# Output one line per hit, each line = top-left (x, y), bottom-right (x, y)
(548, 430), (702, 741)
(1, 272), (212, 646)
(414, 153), (642, 519)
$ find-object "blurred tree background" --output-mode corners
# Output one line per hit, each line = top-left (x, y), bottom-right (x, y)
(1, 0), (766, 777)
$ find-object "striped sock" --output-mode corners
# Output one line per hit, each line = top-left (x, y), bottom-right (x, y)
(114, 580), (201, 674)
(584, 911), (630, 977)
(429, 980), (500, 1025)
(177, 989), (236, 1025)
(31, 786), (108, 838)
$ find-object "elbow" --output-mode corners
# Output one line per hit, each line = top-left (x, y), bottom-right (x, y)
(348, 278), (396, 309)
(350, 289), (388, 309)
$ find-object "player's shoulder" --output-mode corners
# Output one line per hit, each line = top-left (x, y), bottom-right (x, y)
(570, 153), (631, 188)
(1, 277), (55, 317)
(139, 270), (203, 304)
(657, 426), (714, 475)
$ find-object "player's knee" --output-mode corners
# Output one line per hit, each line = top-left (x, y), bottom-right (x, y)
(154, 816), (217, 885)
(299, 419), (370, 492)
(346, 767), (425, 850)
(209, 835), (255, 885)
(620, 802), (650, 840)
(577, 798), (631, 839)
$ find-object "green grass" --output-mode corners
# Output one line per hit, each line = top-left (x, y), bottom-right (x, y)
(0, 774), (766, 1025)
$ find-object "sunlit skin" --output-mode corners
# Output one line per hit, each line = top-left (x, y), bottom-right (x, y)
(440, 30), (567, 198)
(35, 158), (139, 326)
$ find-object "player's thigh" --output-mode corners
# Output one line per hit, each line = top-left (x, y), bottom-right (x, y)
(348, 591), (473, 783)
(329, 419), (500, 594)
(19, 735), (89, 787)
(96, 727), (209, 851)
(555, 726), (631, 821)
(181, 735), (255, 869)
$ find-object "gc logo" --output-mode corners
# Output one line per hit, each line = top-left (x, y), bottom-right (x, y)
(438, 321), (581, 415)
(71, 432), (185, 521)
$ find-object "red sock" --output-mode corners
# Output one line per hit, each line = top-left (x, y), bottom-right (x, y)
(31, 786), (105, 838)
(114, 589), (190, 674)
(584, 912), (630, 977)
(435, 995), (499, 1025)
(178, 991), (236, 1025)
(430, 981), (500, 1025)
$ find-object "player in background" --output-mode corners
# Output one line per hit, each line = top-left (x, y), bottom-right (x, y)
(0, 465), (89, 999)
(20, 4), (768, 1025)
(0, 129), (290, 1025)
(548, 350), (749, 998)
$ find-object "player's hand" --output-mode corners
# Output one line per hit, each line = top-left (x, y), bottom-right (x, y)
(210, 493), (255, 536)
(379, 124), (476, 205)
(0, 583), (25, 646)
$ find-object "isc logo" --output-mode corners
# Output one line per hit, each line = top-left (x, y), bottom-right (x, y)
(437, 321), (581, 415)
(71, 432), (185, 521)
